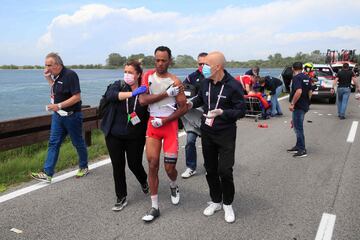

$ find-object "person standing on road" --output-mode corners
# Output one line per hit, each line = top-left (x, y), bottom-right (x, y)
(258, 76), (283, 117)
(287, 62), (312, 158)
(331, 63), (357, 119)
(101, 61), (149, 211)
(139, 46), (187, 222)
(188, 51), (245, 223)
(180, 52), (208, 179)
(31, 52), (88, 183)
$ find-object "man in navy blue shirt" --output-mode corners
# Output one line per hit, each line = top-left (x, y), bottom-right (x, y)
(189, 51), (245, 223)
(287, 62), (312, 158)
(32, 53), (88, 182)
(180, 52), (207, 179)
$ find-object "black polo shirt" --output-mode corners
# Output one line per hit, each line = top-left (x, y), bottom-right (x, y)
(52, 67), (82, 112)
(262, 76), (283, 95)
(290, 72), (312, 112)
(337, 69), (355, 88)
(192, 70), (246, 134)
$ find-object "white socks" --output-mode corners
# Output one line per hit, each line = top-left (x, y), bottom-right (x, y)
(151, 195), (159, 209)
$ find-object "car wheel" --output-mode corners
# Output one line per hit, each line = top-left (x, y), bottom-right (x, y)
(329, 97), (336, 104)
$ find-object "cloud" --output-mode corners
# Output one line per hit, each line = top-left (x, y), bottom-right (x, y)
(35, 1), (360, 64)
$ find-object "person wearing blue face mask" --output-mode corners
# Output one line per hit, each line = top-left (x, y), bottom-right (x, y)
(181, 52), (208, 179)
(187, 51), (245, 223)
(100, 60), (150, 212)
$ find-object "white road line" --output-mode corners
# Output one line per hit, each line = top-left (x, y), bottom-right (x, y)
(0, 158), (111, 204)
(0, 131), (187, 204)
(315, 213), (336, 240)
(346, 121), (358, 143)
(279, 95), (289, 101)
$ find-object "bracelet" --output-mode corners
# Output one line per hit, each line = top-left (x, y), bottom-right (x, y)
(57, 103), (62, 110)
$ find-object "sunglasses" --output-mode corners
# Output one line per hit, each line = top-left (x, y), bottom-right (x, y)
(198, 63), (205, 66)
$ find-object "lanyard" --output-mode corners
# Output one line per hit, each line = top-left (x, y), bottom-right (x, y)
(126, 95), (138, 114)
(208, 82), (225, 111)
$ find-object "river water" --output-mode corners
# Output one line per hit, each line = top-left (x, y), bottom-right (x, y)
(0, 68), (282, 121)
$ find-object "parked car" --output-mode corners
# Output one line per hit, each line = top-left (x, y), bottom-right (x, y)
(311, 64), (336, 104)
(330, 61), (358, 92)
(278, 64), (336, 104)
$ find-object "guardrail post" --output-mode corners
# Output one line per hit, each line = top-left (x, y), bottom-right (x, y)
(85, 131), (92, 147)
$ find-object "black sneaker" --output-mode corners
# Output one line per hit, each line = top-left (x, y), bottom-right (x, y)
(287, 146), (299, 153)
(112, 197), (127, 211)
(142, 207), (160, 222)
(293, 150), (307, 158)
(141, 182), (149, 194)
(340, 116), (346, 120)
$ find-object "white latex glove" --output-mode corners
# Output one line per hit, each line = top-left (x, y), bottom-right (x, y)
(166, 85), (180, 97)
(151, 117), (163, 128)
(186, 100), (193, 110)
(203, 109), (223, 119)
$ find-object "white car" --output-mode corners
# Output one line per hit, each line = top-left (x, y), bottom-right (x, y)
(311, 64), (337, 104)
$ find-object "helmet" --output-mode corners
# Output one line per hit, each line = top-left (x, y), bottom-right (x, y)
(304, 62), (314, 72)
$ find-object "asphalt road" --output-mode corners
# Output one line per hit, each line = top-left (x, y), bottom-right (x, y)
(1, 95), (359, 240)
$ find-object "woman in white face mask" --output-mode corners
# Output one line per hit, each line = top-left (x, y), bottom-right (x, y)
(100, 61), (150, 212)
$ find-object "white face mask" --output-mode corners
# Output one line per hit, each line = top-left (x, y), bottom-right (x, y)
(124, 73), (135, 85)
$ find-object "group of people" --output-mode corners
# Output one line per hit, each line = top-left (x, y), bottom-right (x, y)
(235, 66), (284, 118)
(30, 47), (358, 224)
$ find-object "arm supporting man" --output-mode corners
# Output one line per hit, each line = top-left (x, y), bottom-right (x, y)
(161, 78), (187, 125)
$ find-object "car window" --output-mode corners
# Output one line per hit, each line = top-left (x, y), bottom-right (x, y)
(314, 68), (333, 77)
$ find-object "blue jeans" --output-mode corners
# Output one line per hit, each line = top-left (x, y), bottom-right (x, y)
(270, 86), (283, 116)
(44, 112), (88, 176)
(337, 87), (351, 117)
(185, 132), (198, 170)
(292, 109), (306, 151)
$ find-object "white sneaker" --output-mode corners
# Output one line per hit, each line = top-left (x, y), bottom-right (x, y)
(181, 168), (196, 179)
(170, 186), (180, 205)
(223, 204), (235, 223)
(203, 202), (222, 216)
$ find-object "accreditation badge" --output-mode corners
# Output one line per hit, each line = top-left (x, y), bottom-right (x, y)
(205, 117), (214, 127)
(130, 112), (141, 126)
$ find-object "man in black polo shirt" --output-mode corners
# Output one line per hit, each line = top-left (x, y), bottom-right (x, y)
(331, 63), (357, 119)
(32, 52), (88, 183)
(188, 51), (245, 223)
(287, 62), (312, 158)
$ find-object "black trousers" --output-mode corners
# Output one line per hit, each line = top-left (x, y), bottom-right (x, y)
(105, 134), (147, 199)
(201, 128), (236, 205)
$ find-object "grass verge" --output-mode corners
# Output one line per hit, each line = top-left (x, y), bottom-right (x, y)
(0, 129), (108, 193)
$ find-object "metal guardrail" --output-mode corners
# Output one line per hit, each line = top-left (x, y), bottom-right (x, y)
(0, 106), (100, 151)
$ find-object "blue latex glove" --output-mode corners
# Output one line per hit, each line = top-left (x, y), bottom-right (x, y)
(132, 86), (147, 97)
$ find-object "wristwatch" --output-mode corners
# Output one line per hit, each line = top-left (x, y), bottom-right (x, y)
(57, 103), (62, 110)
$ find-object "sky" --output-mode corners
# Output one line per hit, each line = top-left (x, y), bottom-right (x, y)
(1, 0), (359, 65)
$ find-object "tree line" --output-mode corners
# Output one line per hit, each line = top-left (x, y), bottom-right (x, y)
(2, 50), (359, 69)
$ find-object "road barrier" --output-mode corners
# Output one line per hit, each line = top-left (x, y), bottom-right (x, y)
(0, 106), (100, 151)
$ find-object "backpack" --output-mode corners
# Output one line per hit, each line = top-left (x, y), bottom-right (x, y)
(98, 80), (126, 118)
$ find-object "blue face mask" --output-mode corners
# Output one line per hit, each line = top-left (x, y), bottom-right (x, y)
(202, 64), (211, 79)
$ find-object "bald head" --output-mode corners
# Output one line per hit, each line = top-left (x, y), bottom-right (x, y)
(206, 51), (226, 68)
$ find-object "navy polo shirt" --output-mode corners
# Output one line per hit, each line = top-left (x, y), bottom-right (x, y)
(52, 67), (82, 112)
(290, 72), (311, 112)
